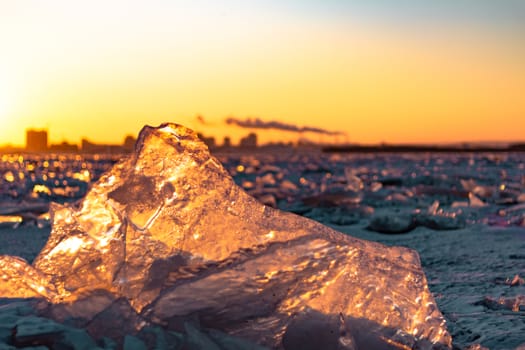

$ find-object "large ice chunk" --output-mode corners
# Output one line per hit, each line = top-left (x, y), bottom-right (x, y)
(1, 123), (451, 349)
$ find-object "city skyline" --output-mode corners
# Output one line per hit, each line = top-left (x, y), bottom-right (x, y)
(2, 126), (266, 153)
(1, 116), (349, 149)
(2, 123), (524, 155)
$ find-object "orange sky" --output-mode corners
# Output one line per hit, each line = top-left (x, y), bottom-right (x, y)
(1, 1), (524, 147)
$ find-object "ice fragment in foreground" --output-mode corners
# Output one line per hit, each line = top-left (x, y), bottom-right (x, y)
(0, 123), (451, 349)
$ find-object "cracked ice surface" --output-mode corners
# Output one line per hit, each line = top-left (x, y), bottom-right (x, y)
(0, 123), (451, 349)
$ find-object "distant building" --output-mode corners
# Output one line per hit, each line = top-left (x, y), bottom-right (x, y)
(197, 133), (216, 149)
(49, 141), (79, 153)
(123, 135), (136, 153)
(80, 136), (136, 154)
(240, 132), (257, 148)
(81, 139), (124, 154)
(26, 129), (48, 152)
(0, 144), (23, 153)
(223, 136), (232, 148)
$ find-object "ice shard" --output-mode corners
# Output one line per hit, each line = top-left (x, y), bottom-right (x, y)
(0, 256), (56, 300)
(1, 123), (452, 349)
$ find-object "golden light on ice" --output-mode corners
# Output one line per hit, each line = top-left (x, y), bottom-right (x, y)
(49, 236), (85, 255)
(0, 123), (452, 348)
(3, 171), (15, 182)
(72, 170), (91, 182)
(32, 184), (52, 196)
(0, 215), (22, 225)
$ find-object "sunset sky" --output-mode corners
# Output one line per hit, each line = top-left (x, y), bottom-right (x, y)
(1, 1), (524, 147)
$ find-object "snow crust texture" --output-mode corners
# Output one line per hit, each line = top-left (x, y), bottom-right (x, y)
(1, 123), (451, 349)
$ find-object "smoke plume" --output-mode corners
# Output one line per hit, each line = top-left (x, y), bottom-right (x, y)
(195, 115), (208, 125)
(225, 117), (345, 136)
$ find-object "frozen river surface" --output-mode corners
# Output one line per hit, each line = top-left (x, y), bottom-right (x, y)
(1, 151), (524, 349)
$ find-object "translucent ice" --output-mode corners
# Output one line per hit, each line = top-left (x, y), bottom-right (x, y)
(0, 123), (451, 349)
(476, 295), (525, 312)
(368, 212), (416, 233)
(468, 193), (487, 208)
(343, 168), (364, 192)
